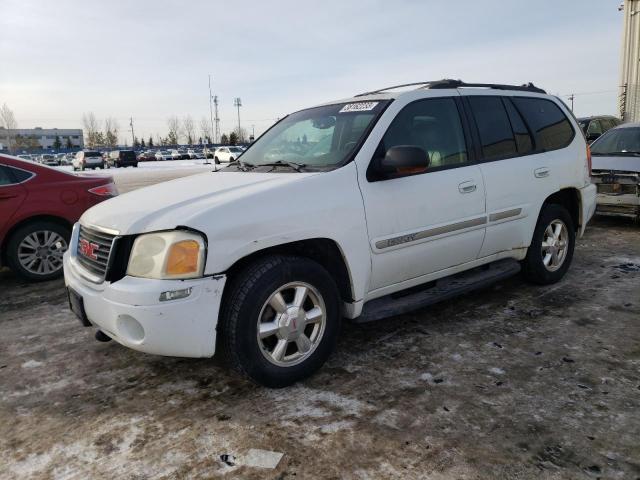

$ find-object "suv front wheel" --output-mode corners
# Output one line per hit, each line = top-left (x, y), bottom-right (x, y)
(522, 204), (575, 285)
(218, 255), (341, 387)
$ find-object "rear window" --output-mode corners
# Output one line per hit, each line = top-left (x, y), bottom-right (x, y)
(512, 98), (574, 152)
(120, 151), (136, 160)
(84, 151), (102, 157)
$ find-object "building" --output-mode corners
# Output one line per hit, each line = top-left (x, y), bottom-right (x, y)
(620, 0), (640, 122)
(0, 127), (84, 151)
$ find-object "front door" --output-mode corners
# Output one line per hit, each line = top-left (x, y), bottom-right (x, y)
(357, 96), (487, 293)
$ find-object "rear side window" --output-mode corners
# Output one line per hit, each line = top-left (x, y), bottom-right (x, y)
(0, 166), (14, 185)
(9, 167), (33, 182)
(121, 151), (136, 160)
(512, 98), (574, 151)
(468, 96), (517, 160)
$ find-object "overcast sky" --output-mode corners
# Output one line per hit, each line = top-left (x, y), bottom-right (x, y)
(0, 0), (625, 143)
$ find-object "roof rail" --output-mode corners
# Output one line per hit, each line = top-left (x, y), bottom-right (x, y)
(355, 79), (546, 97)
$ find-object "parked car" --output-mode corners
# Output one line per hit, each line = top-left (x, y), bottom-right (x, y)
(187, 149), (204, 159)
(589, 122), (640, 222)
(155, 150), (173, 161)
(169, 149), (182, 160)
(203, 148), (214, 159)
(1, 155), (117, 281)
(137, 151), (156, 162)
(107, 150), (138, 168)
(213, 146), (244, 163)
(73, 151), (104, 170)
(60, 153), (74, 166)
(578, 116), (622, 144)
(64, 80), (596, 387)
(16, 154), (33, 162)
(39, 154), (59, 166)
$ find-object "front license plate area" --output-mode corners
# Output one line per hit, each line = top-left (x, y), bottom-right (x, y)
(68, 288), (92, 327)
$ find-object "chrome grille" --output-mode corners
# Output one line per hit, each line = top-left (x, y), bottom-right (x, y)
(76, 225), (116, 280)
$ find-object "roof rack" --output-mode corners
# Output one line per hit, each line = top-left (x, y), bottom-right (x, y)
(355, 79), (546, 97)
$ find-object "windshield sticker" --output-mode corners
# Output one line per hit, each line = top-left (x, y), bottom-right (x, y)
(339, 102), (379, 113)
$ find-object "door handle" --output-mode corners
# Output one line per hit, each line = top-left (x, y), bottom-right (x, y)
(534, 167), (550, 178)
(458, 181), (477, 194)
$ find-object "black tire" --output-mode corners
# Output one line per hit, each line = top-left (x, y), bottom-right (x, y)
(218, 255), (341, 388)
(229, 157), (234, 162)
(214, 156), (220, 164)
(6, 221), (71, 282)
(522, 204), (575, 285)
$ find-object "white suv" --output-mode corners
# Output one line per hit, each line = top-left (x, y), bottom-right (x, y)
(63, 80), (597, 387)
(214, 146), (244, 163)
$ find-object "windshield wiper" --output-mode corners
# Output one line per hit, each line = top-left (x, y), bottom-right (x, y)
(258, 161), (307, 172)
(227, 160), (256, 171)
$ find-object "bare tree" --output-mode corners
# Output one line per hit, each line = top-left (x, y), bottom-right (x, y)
(104, 117), (119, 148)
(82, 112), (101, 148)
(0, 103), (18, 152)
(183, 115), (195, 145)
(199, 117), (211, 143)
(166, 116), (181, 145)
(233, 126), (248, 143)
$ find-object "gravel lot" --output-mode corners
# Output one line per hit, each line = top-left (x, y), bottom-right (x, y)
(1, 215), (639, 479)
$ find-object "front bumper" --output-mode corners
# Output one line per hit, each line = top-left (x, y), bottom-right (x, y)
(63, 251), (226, 357)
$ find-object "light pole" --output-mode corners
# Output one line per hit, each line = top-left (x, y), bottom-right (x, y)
(234, 97), (242, 142)
(208, 75), (215, 145)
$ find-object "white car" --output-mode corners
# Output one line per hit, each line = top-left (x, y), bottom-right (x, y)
(214, 146), (244, 163)
(187, 149), (205, 159)
(155, 150), (172, 161)
(73, 151), (103, 170)
(64, 80), (596, 387)
(589, 122), (640, 222)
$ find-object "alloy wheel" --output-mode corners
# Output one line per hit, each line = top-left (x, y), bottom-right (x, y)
(17, 230), (68, 276)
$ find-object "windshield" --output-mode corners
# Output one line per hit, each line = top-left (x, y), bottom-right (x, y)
(591, 127), (640, 156)
(237, 100), (389, 170)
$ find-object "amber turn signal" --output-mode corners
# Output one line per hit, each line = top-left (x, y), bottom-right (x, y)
(166, 240), (200, 275)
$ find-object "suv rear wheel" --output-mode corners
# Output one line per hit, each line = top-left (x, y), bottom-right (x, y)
(522, 204), (575, 285)
(6, 221), (70, 282)
(218, 255), (340, 387)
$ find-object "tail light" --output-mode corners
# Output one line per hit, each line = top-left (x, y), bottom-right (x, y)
(89, 182), (118, 197)
(586, 144), (592, 175)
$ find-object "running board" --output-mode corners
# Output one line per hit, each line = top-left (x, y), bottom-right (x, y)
(355, 259), (521, 323)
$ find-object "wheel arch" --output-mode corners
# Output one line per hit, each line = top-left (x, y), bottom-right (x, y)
(1, 215), (72, 266)
(222, 238), (355, 304)
(542, 188), (581, 231)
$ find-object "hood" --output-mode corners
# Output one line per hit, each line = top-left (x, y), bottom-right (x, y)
(80, 170), (319, 234)
(592, 155), (640, 174)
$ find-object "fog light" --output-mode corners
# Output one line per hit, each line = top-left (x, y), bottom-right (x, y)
(159, 287), (192, 302)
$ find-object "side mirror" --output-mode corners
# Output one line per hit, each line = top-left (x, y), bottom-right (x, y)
(377, 145), (429, 176)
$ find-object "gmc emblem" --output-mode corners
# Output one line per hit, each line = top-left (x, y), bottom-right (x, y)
(79, 238), (100, 260)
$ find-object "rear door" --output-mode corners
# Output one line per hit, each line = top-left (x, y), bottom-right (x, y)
(463, 93), (574, 257)
(358, 96), (487, 292)
(0, 165), (29, 236)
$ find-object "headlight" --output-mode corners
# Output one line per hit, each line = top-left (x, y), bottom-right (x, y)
(127, 230), (206, 280)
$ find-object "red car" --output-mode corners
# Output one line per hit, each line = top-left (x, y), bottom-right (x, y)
(0, 155), (117, 281)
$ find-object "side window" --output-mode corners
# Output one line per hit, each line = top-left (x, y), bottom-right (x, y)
(503, 98), (533, 154)
(468, 96), (517, 160)
(0, 166), (14, 186)
(8, 167), (33, 182)
(380, 97), (468, 170)
(512, 97), (574, 151)
(587, 120), (603, 135)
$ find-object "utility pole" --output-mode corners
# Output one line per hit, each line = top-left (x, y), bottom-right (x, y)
(568, 94), (575, 112)
(129, 117), (135, 147)
(208, 75), (215, 145)
(234, 98), (242, 142)
(213, 95), (220, 144)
